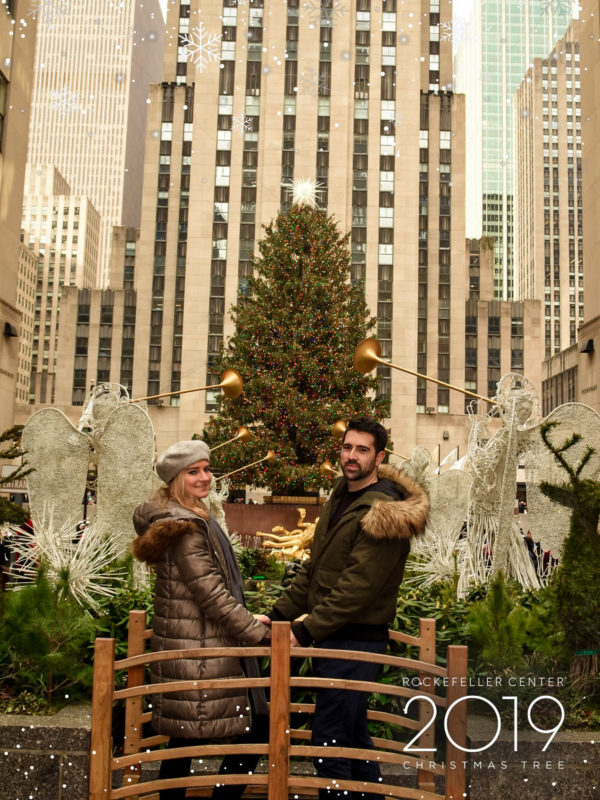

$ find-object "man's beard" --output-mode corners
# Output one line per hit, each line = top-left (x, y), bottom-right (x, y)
(341, 457), (377, 483)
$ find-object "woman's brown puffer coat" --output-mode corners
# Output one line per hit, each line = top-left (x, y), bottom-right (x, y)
(132, 499), (268, 739)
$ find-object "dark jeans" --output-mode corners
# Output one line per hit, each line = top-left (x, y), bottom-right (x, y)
(158, 713), (269, 800)
(312, 638), (388, 800)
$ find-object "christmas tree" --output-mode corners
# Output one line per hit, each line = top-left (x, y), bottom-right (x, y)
(203, 197), (388, 494)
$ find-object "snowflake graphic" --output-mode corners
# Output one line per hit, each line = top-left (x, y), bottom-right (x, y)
(49, 85), (79, 118)
(391, 112), (403, 129)
(180, 22), (223, 72)
(440, 18), (472, 47)
(304, 0), (347, 28)
(542, 0), (577, 16)
(298, 67), (328, 99)
(230, 0), (247, 5)
(28, 0), (70, 25)
(231, 114), (254, 135)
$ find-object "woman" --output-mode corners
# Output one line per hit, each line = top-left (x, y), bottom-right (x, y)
(132, 440), (271, 800)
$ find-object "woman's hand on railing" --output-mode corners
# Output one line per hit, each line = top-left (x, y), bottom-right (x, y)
(254, 614), (272, 625)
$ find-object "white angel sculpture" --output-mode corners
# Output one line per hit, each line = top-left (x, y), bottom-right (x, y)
(21, 383), (156, 558)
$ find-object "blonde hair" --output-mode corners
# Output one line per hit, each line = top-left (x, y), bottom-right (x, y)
(153, 469), (210, 520)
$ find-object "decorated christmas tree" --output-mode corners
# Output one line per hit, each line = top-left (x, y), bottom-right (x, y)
(203, 193), (388, 494)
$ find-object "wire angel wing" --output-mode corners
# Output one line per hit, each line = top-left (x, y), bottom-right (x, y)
(427, 467), (470, 537)
(94, 403), (155, 555)
(520, 402), (600, 555)
(21, 408), (91, 527)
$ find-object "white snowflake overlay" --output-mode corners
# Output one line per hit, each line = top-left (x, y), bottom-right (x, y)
(180, 23), (223, 73)
(231, 114), (253, 135)
(304, 0), (347, 28)
(298, 67), (328, 99)
(440, 18), (472, 48)
(543, 0), (579, 16)
(49, 85), (79, 118)
(28, 0), (70, 25)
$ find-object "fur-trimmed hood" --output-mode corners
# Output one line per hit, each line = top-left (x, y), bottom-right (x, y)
(358, 463), (429, 540)
(132, 500), (206, 565)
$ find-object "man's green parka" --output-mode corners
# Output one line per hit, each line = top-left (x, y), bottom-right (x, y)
(269, 463), (429, 644)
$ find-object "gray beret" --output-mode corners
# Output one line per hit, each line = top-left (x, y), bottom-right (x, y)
(156, 440), (211, 484)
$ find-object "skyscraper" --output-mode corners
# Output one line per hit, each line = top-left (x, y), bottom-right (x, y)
(455, 0), (572, 300)
(514, 21), (583, 360)
(22, 164), (101, 404)
(0, 1), (36, 431)
(26, 0), (164, 286)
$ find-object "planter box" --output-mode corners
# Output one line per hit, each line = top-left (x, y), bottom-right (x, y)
(263, 495), (326, 506)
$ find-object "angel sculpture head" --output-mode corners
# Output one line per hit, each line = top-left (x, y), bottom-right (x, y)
(494, 374), (540, 431)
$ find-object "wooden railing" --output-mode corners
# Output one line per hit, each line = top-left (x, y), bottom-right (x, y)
(89, 612), (468, 800)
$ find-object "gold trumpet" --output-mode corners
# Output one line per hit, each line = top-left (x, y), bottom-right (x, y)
(319, 460), (339, 477)
(354, 337), (495, 404)
(331, 419), (408, 460)
(216, 450), (277, 481)
(210, 425), (251, 452)
(130, 368), (243, 404)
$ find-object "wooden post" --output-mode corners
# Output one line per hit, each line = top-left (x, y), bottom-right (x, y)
(89, 637), (115, 800)
(444, 645), (468, 800)
(417, 618), (437, 792)
(122, 610), (148, 796)
(267, 622), (291, 800)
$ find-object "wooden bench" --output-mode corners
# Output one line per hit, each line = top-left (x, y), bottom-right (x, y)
(89, 612), (468, 800)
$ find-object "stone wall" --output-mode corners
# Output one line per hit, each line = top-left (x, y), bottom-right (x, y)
(0, 704), (91, 800)
(1, 707), (598, 799)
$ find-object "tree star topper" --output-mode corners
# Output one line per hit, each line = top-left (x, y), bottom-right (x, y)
(291, 178), (320, 207)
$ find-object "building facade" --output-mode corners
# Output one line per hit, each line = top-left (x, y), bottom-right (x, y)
(15, 244), (37, 405)
(514, 22), (583, 361)
(0, 1), (36, 432)
(455, 0), (573, 300)
(26, 0), (164, 286)
(22, 165), (100, 405)
(15, 0), (543, 462)
(538, 1), (599, 416)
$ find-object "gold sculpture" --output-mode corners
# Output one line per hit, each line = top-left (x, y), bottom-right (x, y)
(216, 450), (277, 481)
(130, 368), (243, 404)
(257, 508), (316, 561)
(354, 337), (494, 404)
(210, 425), (251, 452)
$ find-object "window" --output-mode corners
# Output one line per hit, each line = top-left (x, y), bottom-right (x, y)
(77, 304), (90, 324)
(380, 171), (394, 191)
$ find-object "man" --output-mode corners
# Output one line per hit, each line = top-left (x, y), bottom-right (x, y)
(260, 416), (429, 799)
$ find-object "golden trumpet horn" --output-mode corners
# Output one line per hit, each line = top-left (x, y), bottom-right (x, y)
(320, 460), (338, 477)
(332, 418), (404, 458)
(332, 419), (347, 441)
(210, 425), (251, 452)
(130, 369), (243, 404)
(217, 450), (277, 481)
(354, 337), (494, 404)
